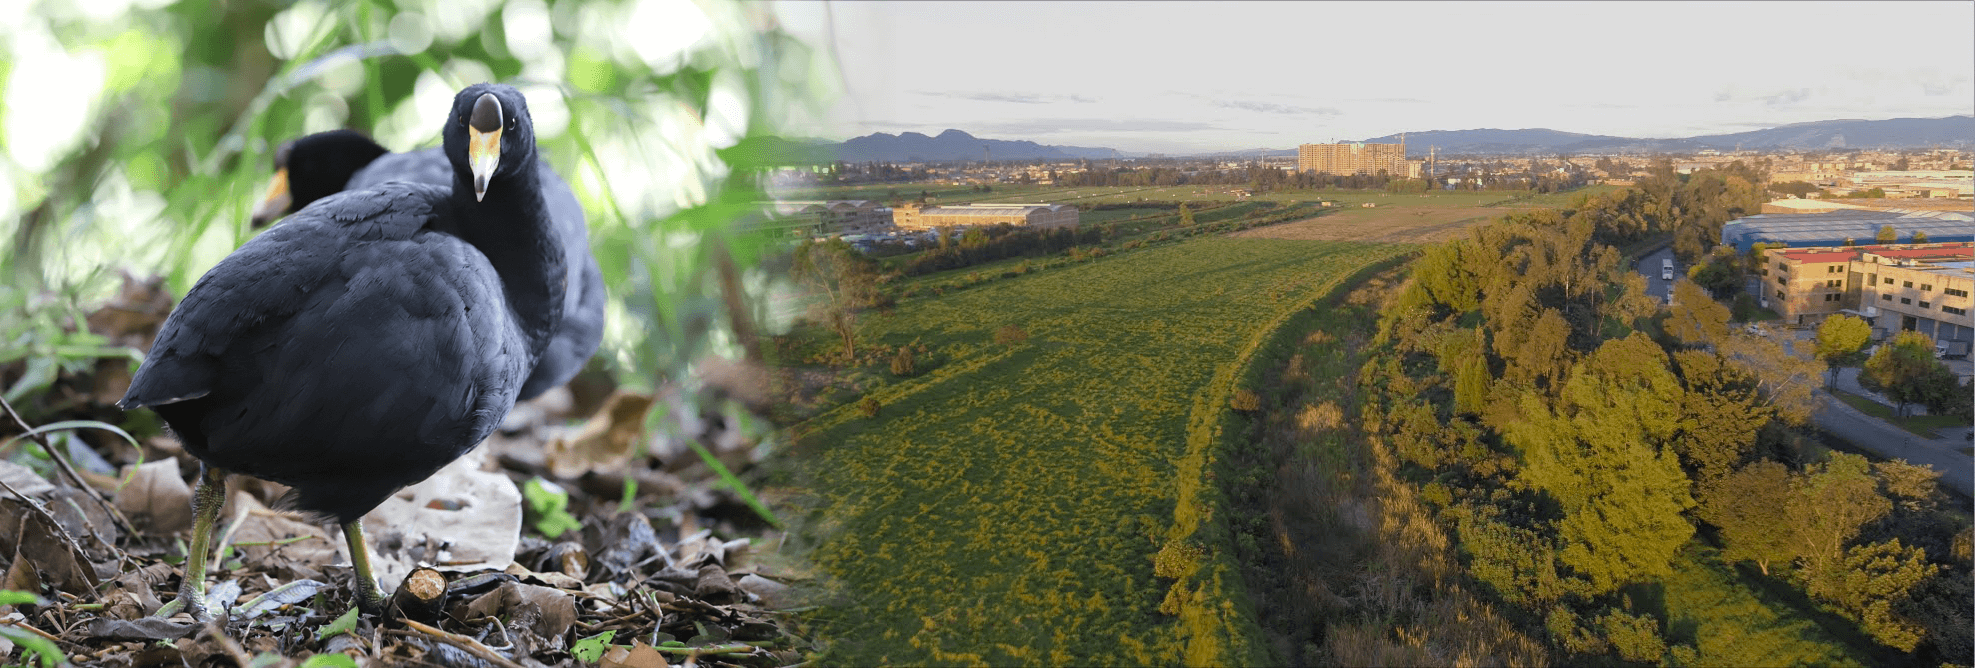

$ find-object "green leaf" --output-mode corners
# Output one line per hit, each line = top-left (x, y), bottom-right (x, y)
(0, 625), (65, 668)
(686, 439), (781, 529)
(571, 630), (617, 663)
(299, 653), (358, 668)
(315, 606), (359, 641)
(0, 590), (46, 606)
(522, 477), (583, 539)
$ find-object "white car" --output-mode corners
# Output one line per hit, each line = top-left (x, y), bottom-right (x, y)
(1662, 269), (1674, 280)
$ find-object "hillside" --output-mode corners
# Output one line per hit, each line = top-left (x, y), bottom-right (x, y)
(816, 116), (1974, 161)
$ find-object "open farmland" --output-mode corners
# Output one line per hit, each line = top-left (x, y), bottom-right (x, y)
(792, 238), (1412, 665)
(1231, 201), (1500, 243)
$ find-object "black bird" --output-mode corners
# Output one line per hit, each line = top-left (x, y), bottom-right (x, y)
(121, 84), (564, 618)
(250, 128), (605, 402)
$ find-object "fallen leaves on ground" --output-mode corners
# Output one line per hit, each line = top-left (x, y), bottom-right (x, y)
(0, 299), (813, 667)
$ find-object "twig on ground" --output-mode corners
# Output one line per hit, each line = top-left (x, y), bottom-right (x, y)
(401, 619), (528, 668)
(0, 395), (139, 540)
(0, 617), (64, 644)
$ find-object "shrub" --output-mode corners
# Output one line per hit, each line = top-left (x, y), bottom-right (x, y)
(857, 396), (880, 418)
(1296, 401), (1344, 431)
(889, 346), (916, 377)
(1230, 389), (1260, 412)
(993, 324), (1029, 345)
(1599, 609), (1666, 663)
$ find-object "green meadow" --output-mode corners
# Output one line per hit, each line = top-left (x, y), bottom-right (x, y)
(792, 237), (1411, 665)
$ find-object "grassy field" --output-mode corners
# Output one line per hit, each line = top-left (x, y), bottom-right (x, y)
(791, 238), (1412, 665)
(784, 183), (1624, 208)
(1232, 202), (1496, 243)
(783, 183), (1620, 247)
(1659, 544), (1895, 666)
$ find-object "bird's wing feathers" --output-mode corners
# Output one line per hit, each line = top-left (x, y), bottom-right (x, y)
(120, 182), (452, 410)
(348, 147), (452, 191)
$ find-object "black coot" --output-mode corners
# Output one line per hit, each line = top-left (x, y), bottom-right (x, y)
(250, 127), (605, 402)
(121, 84), (563, 618)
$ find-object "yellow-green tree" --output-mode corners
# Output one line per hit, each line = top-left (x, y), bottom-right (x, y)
(1665, 280), (1730, 346)
(1859, 330), (1939, 416)
(1508, 333), (1695, 594)
(1697, 460), (1796, 575)
(1671, 350), (1772, 481)
(1820, 539), (1937, 652)
(792, 237), (880, 361)
(1790, 453), (1891, 586)
(1814, 314), (1873, 388)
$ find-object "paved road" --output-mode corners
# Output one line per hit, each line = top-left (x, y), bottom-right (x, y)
(1778, 331), (1975, 499)
(1635, 245), (1678, 300)
(1812, 387), (1973, 499)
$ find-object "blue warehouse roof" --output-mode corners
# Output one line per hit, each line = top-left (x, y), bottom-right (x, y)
(1720, 209), (1975, 253)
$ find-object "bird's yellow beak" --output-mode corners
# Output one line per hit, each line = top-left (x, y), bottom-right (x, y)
(468, 93), (503, 202)
(468, 127), (501, 202)
(250, 168), (292, 227)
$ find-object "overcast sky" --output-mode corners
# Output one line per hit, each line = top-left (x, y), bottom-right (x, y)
(768, 1), (1975, 155)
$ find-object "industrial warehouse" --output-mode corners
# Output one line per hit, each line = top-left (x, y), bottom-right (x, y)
(1719, 208), (1975, 253)
(889, 202), (1081, 230)
(1761, 242), (1974, 349)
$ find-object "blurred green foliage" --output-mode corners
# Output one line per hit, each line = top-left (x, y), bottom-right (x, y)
(1, 0), (836, 392)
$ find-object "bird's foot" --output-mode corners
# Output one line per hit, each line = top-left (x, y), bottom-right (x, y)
(354, 576), (387, 618)
(177, 579), (212, 623)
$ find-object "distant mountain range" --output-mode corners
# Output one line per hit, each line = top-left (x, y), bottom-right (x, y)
(795, 116), (1973, 162)
(1356, 116), (1975, 156)
(836, 129), (1128, 162)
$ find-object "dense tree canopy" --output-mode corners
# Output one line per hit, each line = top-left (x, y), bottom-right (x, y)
(1508, 334), (1694, 594)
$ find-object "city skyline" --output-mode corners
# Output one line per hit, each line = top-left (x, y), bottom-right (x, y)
(769, 1), (1975, 155)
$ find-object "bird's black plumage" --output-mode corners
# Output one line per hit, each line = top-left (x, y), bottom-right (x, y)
(123, 84), (566, 524)
(252, 126), (605, 402)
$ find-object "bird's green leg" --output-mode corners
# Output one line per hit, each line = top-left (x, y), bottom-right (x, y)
(342, 519), (388, 616)
(177, 465), (228, 621)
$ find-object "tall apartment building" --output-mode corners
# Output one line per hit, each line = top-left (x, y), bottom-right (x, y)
(1761, 242), (1973, 344)
(1297, 140), (1407, 176)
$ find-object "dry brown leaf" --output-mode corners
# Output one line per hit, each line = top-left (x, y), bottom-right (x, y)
(601, 641), (671, 668)
(736, 574), (791, 609)
(116, 458), (194, 534)
(462, 581), (576, 639)
(543, 390), (656, 479)
(501, 562), (586, 591)
(13, 511), (97, 594)
(0, 461), (55, 500)
(46, 487), (119, 561)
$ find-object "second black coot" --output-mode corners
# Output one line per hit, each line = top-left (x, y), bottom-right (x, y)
(122, 84), (562, 618)
(251, 127), (605, 402)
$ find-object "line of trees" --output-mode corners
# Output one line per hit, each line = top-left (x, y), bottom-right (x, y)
(1359, 164), (1969, 663)
(896, 223), (1106, 277)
